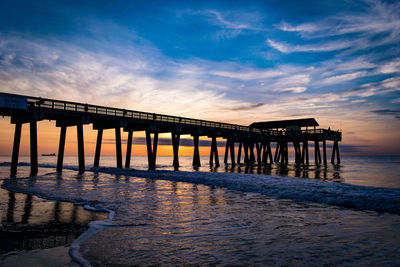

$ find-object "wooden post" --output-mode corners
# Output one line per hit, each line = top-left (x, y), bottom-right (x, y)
(230, 139), (235, 166)
(115, 127), (122, 168)
(249, 142), (255, 164)
(322, 140), (327, 165)
(224, 138), (230, 164)
(57, 126), (66, 172)
(94, 129), (103, 167)
(146, 131), (158, 170)
(262, 143), (267, 164)
(256, 142), (262, 164)
(331, 141), (341, 164)
(11, 123), (22, 176)
(125, 130), (133, 168)
(243, 141), (249, 164)
(266, 141), (273, 164)
(77, 124), (85, 174)
(192, 135), (201, 167)
(209, 137), (220, 167)
(302, 141), (309, 165)
(274, 142), (280, 162)
(237, 142), (242, 164)
(284, 142), (289, 164)
(172, 132), (180, 167)
(30, 120), (38, 176)
(331, 141), (336, 164)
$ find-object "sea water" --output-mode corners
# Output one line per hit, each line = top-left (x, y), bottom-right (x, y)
(0, 155), (400, 266)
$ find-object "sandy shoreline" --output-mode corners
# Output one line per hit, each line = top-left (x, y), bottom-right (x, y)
(0, 246), (77, 267)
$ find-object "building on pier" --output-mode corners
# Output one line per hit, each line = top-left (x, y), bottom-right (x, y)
(0, 92), (341, 176)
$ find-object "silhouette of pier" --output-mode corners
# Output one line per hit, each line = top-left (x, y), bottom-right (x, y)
(0, 92), (341, 176)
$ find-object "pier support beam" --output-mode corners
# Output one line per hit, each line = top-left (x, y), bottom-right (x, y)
(274, 142), (280, 163)
(243, 141), (249, 164)
(230, 139), (235, 167)
(302, 141), (309, 165)
(125, 130), (133, 168)
(223, 138), (235, 166)
(237, 142), (242, 164)
(115, 127), (122, 169)
(57, 126), (67, 172)
(77, 124), (85, 174)
(278, 141), (288, 164)
(314, 141), (321, 165)
(293, 142), (301, 164)
(146, 131), (158, 170)
(192, 135), (201, 167)
(323, 140), (327, 165)
(29, 120), (38, 176)
(262, 141), (273, 164)
(331, 141), (341, 165)
(209, 137), (220, 167)
(94, 129), (103, 167)
(171, 132), (180, 167)
(249, 142), (255, 164)
(256, 142), (262, 164)
(224, 138), (230, 164)
(11, 123), (22, 176)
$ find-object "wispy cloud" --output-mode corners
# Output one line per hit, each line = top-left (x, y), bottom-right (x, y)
(370, 109), (400, 119)
(267, 39), (352, 53)
(321, 71), (369, 85)
(274, 0), (400, 53)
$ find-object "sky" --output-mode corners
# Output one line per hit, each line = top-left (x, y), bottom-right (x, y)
(0, 0), (399, 156)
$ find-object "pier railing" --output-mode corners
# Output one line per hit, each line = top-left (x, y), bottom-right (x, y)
(26, 96), (271, 135)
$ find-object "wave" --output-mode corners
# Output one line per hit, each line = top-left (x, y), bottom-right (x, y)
(2, 162), (400, 214)
(91, 167), (400, 215)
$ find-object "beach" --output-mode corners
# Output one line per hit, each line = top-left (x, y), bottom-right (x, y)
(1, 155), (400, 266)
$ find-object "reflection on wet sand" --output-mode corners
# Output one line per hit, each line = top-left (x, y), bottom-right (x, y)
(0, 190), (107, 254)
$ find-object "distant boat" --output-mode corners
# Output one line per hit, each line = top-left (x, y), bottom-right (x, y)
(41, 153), (56, 156)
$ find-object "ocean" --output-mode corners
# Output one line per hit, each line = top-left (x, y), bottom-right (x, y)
(0, 155), (400, 266)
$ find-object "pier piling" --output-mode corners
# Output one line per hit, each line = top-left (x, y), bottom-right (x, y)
(77, 124), (85, 174)
(29, 120), (38, 176)
(115, 127), (122, 168)
(146, 131), (158, 170)
(94, 129), (103, 167)
(56, 126), (66, 172)
(11, 123), (22, 176)
(192, 135), (201, 167)
(125, 130), (133, 168)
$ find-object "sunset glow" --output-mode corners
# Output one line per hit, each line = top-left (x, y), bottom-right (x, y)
(0, 0), (399, 156)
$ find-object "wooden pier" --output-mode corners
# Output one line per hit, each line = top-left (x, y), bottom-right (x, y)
(0, 92), (342, 176)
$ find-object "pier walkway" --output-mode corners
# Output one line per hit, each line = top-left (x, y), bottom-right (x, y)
(0, 92), (341, 176)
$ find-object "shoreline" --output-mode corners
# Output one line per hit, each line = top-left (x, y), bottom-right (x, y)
(0, 184), (110, 267)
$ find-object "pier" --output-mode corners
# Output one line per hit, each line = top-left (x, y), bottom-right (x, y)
(0, 92), (341, 176)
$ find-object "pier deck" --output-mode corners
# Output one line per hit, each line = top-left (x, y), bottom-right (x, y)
(0, 92), (342, 175)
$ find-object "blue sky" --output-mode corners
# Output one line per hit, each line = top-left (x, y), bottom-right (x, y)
(0, 0), (399, 154)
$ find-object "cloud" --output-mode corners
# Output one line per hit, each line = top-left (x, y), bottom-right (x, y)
(197, 9), (263, 31)
(267, 39), (352, 53)
(392, 98), (400, 103)
(277, 1), (400, 37)
(211, 69), (283, 80)
(321, 71), (369, 85)
(370, 109), (400, 119)
(273, 87), (307, 93)
(227, 102), (265, 111)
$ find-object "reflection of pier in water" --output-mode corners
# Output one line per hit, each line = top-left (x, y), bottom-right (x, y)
(0, 191), (107, 253)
